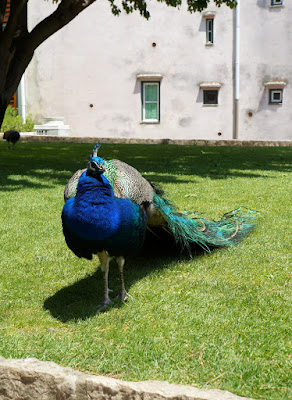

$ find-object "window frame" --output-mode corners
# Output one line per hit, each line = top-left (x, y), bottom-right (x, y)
(269, 88), (283, 104)
(141, 81), (160, 123)
(271, 0), (283, 6)
(206, 18), (214, 45)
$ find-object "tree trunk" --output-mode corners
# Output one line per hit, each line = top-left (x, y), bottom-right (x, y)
(0, 51), (33, 130)
(0, 0), (97, 130)
(0, 103), (7, 130)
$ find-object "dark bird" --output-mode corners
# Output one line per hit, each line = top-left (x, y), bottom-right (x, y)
(3, 130), (20, 149)
(63, 144), (257, 311)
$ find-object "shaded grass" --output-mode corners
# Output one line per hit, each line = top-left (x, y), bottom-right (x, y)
(0, 142), (291, 400)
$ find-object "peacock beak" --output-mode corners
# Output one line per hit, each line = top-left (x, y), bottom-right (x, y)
(87, 160), (106, 176)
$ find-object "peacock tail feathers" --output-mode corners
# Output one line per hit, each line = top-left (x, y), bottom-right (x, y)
(210, 207), (258, 244)
(152, 193), (258, 253)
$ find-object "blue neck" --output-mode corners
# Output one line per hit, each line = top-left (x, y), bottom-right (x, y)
(75, 171), (114, 202)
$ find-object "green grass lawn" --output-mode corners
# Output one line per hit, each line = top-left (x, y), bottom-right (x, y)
(0, 142), (291, 400)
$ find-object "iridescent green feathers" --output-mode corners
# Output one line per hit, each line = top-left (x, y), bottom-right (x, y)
(152, 192), (257, 252)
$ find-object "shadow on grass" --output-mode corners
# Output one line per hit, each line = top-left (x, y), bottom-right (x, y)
(0, 142), (291, 192)
(0, 142), (91, 192)
(44, 235), (206, 322)
(43, 257), (172, 322)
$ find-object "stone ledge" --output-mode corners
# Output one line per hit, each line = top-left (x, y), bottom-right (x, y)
(0, 357), (255, 400)
(1, 133), (292, 146)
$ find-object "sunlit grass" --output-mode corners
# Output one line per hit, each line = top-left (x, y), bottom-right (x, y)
(0, 142), (291, 400)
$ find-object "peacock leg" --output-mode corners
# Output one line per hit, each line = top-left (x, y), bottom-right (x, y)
(97, 251), (113, 312)
(115, 256), (131, 302)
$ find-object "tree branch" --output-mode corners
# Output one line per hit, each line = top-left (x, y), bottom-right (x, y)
(2, 0), (27, 48)
(2, 0), (96, 98)
(0, 0), (27, 91)
(26, 0), (96, 54)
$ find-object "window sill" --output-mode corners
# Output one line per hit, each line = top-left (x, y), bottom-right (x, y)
(264, 81), (286, 88)
(205, 42), (214, 47)
(137, 74), (163, 81)
(202, 10), (216, 18)
(140, 121), (160, 124)
(269, 102), (282, 105)
(200, 82), (221, 89)
(269, 5), (284, 8)
(203, 104), (218, 107)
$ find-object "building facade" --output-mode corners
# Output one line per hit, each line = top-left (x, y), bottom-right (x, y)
(25, 0), (292, 141)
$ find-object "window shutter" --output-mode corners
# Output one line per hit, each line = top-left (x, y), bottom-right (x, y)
(9, 92), (17, 109)
(3, 0), (11, 23)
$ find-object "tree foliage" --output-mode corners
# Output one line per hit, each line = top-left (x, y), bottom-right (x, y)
(0, 0), (237, 128)
(108, 0), (237, 19)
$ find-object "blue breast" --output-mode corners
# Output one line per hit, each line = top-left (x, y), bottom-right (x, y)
(62, 171), (147, 256)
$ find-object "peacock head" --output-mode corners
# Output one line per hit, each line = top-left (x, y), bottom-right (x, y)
(87, 156), (106, 177)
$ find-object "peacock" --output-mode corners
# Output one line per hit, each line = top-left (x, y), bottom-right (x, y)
(3, 130), (20, 149)
(62, 144), (257, 311)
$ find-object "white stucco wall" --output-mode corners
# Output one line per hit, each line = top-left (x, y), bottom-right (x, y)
(239, 0), (292, 140)
(25, 0), (291, 141)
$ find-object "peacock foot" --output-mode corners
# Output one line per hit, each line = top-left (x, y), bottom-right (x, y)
(115, 291), (132, 303)
(97, 297), (113, 312)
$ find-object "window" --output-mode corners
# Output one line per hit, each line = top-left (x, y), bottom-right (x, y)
(206, 19), (214, 44)
(269, 89), (283, 104)
(203, 90), (218, 105)
(200, 82), (221, 106)
(265, 81), (286, 104)
(137, 74), (163, 123)
(271, 0), (283, 6)
(141, 82), (160, 122)
(202, 11), (215, 45)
